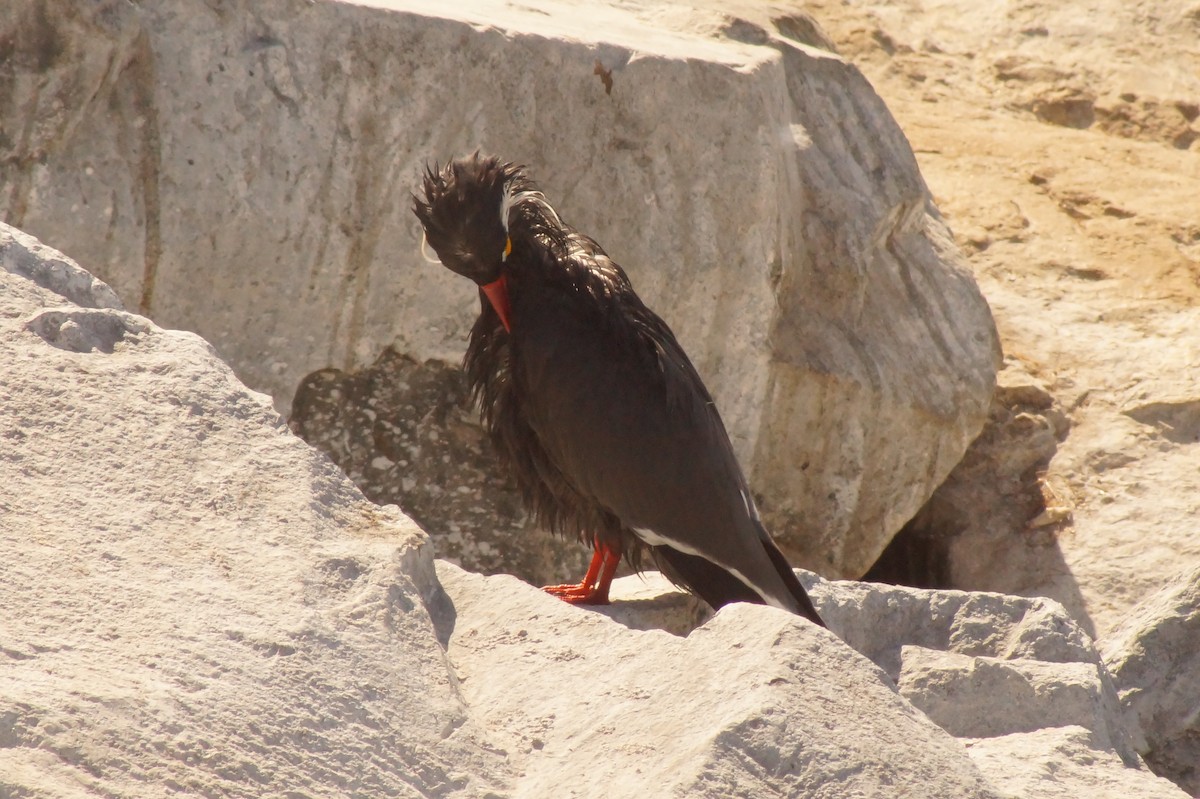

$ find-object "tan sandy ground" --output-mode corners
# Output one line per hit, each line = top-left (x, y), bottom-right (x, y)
(807, 0), (1200, 638)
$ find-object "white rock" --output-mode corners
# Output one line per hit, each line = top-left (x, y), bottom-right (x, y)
(601, 570), (1181, 798)
(0, 223), (510, 798)
(813, 0), (1200, 649)
(809, 574), (1186, 798)
(0, 221), (1180, 799)
(798, 5), (1199, 790)
(435, 562), (1001, 799)
(808, 575), (1098, 679)
(965, 727), (1188, 799)
(0, 224), (123, 310)
(897, 647), (1133, 755)
(1103, 566), (1200, 795)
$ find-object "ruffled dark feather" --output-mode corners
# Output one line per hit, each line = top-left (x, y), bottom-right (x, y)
(462, 192), (657, 570)
(417, 155), (723, 576)
(412, 154), (824, 624)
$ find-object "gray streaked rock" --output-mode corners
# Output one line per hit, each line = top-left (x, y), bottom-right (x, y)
(1103, 566), (1200, 795)
(0, 222), (510, 798)
(1, 0), (999, 580)
(436, 561), (1002, 799)
(965, 727), (1189, 799)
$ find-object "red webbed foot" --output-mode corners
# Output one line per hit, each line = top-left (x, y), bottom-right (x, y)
(541, 538), (621, 606)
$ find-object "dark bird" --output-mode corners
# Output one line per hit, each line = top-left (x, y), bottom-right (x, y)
(412, 153), (824, 626)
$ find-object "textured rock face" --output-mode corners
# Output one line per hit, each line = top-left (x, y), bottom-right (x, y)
(811, 575), (1184, 798)
(794, 6), (1199, 788)
(0, 0), (999, 580)
(434, 563), (1185, 799)
(437, 564), (1002, 799)
(0, 223), (510, 798)
(803, 0), (1200, 641)
(289, 348), (591, 583)
(796, 13), (1200, 792)
(1103, 568), (1200, 795)
(964, 727), (1189, 799)
(1, 222), (1181, 799)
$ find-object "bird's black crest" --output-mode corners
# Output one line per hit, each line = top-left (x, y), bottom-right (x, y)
(412, 153), (566, 284)
(412, 153), (513, 284)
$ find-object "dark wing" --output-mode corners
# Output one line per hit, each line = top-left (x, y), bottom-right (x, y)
(508, 253), (817, 618)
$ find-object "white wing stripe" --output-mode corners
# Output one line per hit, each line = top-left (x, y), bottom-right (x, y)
(632, 526), (791, 612)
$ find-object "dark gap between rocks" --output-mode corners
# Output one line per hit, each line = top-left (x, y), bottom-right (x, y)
(865, 370), (1073, 598)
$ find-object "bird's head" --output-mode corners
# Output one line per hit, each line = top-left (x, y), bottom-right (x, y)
(412, 154), (515, 287)
(413, 153), (562, 332)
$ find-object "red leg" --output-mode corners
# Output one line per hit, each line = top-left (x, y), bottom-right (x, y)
(542, 537), (622, 605)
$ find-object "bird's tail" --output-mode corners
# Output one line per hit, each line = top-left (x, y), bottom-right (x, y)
(757, 530), (826, 627)
(652, 528), (826, 628)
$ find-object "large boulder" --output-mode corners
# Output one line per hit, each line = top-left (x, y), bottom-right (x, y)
(808, 0), (1200, 647)
(1102, 567), (1200, 795)
(0, 223), (510, 797)
(1, 0), (1000, 580)
(435, 562), (1187, 798)
(2, 223), (1182, 798)
(436, 564), (1002, 799)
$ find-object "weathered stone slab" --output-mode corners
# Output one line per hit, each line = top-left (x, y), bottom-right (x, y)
(1, 0), (999, 580)
(0, 220), (1175, 799)
(898, 647), (1133, 756)
(0, 223), (510, 798)
(1103, 566), (1200, 795)
(436, 561), (1002, 799)
(965, 727), (1188, 799)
